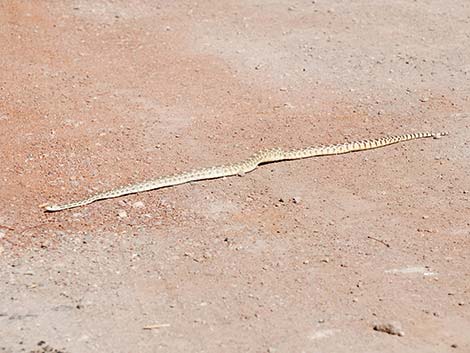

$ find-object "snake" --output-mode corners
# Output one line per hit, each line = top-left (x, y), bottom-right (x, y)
(42, 132), (447, 212)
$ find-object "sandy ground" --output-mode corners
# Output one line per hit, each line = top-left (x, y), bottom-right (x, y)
(1, 1), (469, 352)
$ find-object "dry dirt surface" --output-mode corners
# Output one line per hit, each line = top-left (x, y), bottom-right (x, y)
(1, 1), (469, 352)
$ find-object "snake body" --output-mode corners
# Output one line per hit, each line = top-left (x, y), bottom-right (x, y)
(43, 132), (446, 212)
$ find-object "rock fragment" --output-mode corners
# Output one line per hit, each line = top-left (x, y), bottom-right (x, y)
(373, 321), (404, 336)
(132, 201), (145, 209)
(117, 210), (128, 218)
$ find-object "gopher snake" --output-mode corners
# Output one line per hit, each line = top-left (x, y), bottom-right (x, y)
(43, 132), (446, 212)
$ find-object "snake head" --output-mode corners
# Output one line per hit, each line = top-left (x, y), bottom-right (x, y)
(39, 203), (63, 212)
(432, 132), (448, 139)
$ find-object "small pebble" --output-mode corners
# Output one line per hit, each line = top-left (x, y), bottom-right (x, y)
(373, 321), (404, 336)
(283, 102), (294, 108)
(292, 196), (302, 204)
(117, 210), (128, 218)
(132, 201), (145, 209)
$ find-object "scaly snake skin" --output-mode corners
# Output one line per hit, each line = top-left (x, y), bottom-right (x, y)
(43, 132), (446, 212)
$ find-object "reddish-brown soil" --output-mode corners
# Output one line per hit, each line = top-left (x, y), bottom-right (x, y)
(1, 1), (469, 352)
